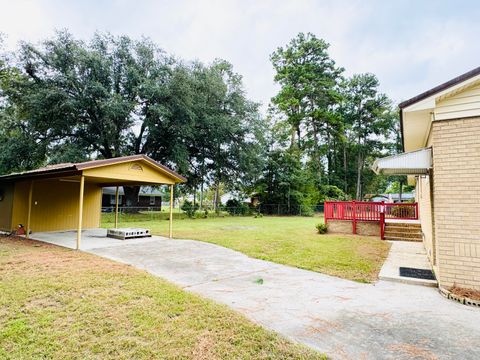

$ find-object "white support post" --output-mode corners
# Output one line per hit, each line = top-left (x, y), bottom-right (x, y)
(26, 181), (33, 239)
(114, 186), (119, 228)
(76, 176), (85, 250)
(169, 184), (174, 239)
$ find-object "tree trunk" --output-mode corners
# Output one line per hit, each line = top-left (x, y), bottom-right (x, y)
(343, 144), (348, 193)
(399, 180), (403, 202)
(123, 186), (140, 213)
(193, 186), (197, 208)
(311, 121), (322, 185)
(214, 183), (220, 213)
(355, 153), (363, 200)
(200, 180), (204, 210)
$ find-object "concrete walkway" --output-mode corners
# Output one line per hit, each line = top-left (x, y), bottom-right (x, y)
(32, 230), (480, 359)
(379, 241), (438, 287)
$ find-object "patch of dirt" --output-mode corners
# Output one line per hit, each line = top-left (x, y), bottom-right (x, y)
(192, 331), (218, 360)
(304, 316), (342, 335)
(450, 285), (480, 301)
(24, 296), (63, 311)
(221, 226), (258, 231)
(388, 343), (438, 360)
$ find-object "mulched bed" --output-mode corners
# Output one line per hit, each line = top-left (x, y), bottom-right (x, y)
(450, 285), (480, 301)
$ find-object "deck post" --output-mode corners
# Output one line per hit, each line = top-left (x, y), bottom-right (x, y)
(26, 180), (34, 239)
(352, 200), (357, 235)
(380, 201), (385, 240)
(76, 175), (85, 250)
(114, 186), (119, 228)
(169, 184), (174, 239)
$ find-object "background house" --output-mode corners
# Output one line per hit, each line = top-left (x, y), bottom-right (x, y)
(364, 193), (415, 203)
(102, 186), (163, 209)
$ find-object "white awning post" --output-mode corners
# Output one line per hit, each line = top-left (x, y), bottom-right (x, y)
(114, 186), (119, 228)
(76, 175), (85, 250)
(26, 180), (34, 239)
(169, 184), (174, 239)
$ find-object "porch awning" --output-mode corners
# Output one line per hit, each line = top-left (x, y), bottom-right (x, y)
(372, 148), (432, 175)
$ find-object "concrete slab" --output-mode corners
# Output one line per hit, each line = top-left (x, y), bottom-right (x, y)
(379, 241), (438, 287)
(29, 233), (480, 359)
(31, 228), (158, 250)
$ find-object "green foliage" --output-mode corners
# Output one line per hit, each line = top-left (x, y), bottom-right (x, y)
(385, 180), (415, 194)
(225, 199), (251, 216)
(0, 31), (265, 206)
(255, 148), (316, 215)
(180, 200), (199, 219)
(316, 223), (328, 234)
(265, 33), (398, 202)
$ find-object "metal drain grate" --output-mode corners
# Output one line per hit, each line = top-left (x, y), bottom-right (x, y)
(399, 267), (435, 280)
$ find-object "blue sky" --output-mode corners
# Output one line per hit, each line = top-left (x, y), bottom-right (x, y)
(1, 0), (479, 112)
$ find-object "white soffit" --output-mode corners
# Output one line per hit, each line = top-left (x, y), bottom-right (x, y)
(372, 148), (432, 175)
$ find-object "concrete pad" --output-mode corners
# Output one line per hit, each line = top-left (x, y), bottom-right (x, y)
(31, 228), (158, 250)
(30, 233), (480, 359)
(379, 241), (438, 287)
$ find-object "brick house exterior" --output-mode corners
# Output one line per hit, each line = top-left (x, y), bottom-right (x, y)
(375, 67), (480, 290)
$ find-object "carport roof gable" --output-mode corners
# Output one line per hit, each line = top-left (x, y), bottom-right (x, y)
(0, 155), (186, 183)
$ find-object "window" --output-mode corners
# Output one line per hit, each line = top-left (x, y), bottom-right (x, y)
(150, 196), (155, 205)
(110, 195), (116, 205)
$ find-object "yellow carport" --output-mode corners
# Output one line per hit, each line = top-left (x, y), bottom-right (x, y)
(0, 155), (186, 249)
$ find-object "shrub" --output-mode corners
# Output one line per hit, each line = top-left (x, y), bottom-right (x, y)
(180, 200), (199, 218)
(316, 223), (328, 234)
(299, 205), (314, 217)
(225, 199), (251, 216)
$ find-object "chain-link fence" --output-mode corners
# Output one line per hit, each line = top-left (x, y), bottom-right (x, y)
(101, 204), (325, 223)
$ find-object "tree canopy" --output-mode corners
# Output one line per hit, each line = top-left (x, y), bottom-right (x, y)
(0, 31), (401, 209)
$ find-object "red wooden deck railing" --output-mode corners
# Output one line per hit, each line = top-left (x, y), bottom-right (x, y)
(324, 201), (418, 239)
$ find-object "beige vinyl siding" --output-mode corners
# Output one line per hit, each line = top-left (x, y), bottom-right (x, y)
(435, 84), (480, 121)
(431, 117), (480, 290)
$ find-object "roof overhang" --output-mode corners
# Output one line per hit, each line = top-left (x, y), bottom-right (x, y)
(372, 148), (432, 176)
(0, 155), (187, 185)
(399, 67), (480, 152)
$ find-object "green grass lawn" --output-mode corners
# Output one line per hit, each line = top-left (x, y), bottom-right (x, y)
(102, 214), (390, 283)
(0, 237), (323, 359)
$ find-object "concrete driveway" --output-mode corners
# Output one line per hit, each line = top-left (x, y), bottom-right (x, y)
(33, 231), (480, 359)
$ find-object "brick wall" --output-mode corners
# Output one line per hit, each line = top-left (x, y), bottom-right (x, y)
(327, 220), (380, 237)
(417, 174), (436, 267)
(432, 117), (480, 290)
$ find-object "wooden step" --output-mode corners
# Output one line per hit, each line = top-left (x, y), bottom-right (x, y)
(384, 231), (423, 240)
(385, 226), (422, 233)
(384, 236), (422, 242)
(385, 223), (421, 229)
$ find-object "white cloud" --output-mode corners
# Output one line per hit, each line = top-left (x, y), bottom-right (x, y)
(1, 0), (479, 111)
